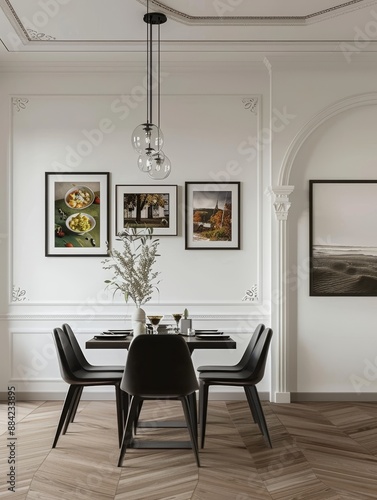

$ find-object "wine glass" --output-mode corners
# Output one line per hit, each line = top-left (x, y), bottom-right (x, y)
(147, 315), (163, 335)
(172, 313), (182, 332)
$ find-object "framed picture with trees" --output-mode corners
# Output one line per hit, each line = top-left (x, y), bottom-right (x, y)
(185, 181), (240, 249)
(115, 185), (178, 236)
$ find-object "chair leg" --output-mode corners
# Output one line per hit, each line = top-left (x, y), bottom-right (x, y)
(115, 384), (124, 447)
(69, 386), (84, 423)
(244, 386), (261, 429)
(121, 391), (129, 429)
(62, 386), (81, 435)
(118, 396), (141, 467)
(181, 396), (200, 467)
(133, 400), (144, 435)
(248, 386), (272, 448)
(52, 385), (78, 448)
(188, 391), (198, 443)
(199, 380), (209, 449)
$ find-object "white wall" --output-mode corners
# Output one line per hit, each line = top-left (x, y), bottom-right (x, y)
(270, 58), (377, 398)
(0, 61), (272, 399)
(5, 55), (376, 401)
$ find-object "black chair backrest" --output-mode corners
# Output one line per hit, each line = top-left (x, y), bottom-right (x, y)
(238, 324), (265, 367)
(243, 328), (273, 384)
(62, 323), (89, 369)
(53, 327), (83, 384)
(121, 334), (199, 397)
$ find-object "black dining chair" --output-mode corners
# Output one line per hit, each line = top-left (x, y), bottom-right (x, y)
(62, 323), (124, 373)
(199, 327), (273, 449)
(117, 334), (200, 467)
(52, 327), (124, 448)
(197, 323), (265, 373)
(62, 323), (125, 425)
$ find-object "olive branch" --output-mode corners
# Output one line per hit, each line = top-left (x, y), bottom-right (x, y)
(102, 226), (160, 308)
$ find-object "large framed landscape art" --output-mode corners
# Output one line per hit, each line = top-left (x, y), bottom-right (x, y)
(310, 180), (377, 296)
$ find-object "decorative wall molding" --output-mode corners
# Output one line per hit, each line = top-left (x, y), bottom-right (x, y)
(12, 286), (27, 302)
(12, 97), (29, 112)
(242, 285), (258, 302)
(2, 312), (269, 322)
(279, 92), (377, 186)
(26, 29), (56, 41)
(270, 185), (294, 403)
(242, 97), (259, 114)
(271, 186), (294, 221)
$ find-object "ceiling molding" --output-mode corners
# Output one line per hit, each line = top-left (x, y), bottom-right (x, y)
(138, 0), (377, 26)
(1, 0), (377, 54)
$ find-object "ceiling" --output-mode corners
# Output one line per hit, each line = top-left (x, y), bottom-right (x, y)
(1, 0), (377, 57)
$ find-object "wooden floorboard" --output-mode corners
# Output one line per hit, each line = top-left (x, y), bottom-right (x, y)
(1, 400), (377, 498)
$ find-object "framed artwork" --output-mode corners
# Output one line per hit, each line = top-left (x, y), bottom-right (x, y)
(310, 180), (377, 296)
(115, 185), (178, 236)
(45, 172), (109, 256)
(185, 181), (240, 250)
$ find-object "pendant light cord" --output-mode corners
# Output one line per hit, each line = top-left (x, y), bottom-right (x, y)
(157, 23), (161, 131)
(146, 0), (150, 124)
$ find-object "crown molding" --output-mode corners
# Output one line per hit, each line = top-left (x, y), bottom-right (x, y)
(137, 0), (376, 26)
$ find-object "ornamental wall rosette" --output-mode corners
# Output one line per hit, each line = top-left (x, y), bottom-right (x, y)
(27, 29), (56, 41)
(242, 98), (259, 115)
(12, 97), (29, 112)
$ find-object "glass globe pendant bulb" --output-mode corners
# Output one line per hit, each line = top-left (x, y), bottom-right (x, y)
(131, 122), (164, 155)
(148, 151), (171, 180)
(137, 153), (153, 172)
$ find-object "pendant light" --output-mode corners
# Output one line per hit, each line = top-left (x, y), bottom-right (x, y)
(131, 1), (171, 179)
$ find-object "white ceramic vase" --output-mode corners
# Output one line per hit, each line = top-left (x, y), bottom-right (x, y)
(132, 307), (146, 336)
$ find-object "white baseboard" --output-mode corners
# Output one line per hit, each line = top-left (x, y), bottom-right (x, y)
(6, 391), (377, 403)
(291, 392), (377, 402)
(273, 392), (291, 403)
(0, 391), (271, 402)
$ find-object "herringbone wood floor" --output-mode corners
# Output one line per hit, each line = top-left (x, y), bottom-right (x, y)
(2, 400), (377, 499)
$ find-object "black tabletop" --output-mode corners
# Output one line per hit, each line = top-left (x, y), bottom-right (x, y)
(85, 334), (236, 354)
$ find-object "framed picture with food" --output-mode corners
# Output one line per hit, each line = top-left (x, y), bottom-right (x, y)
(45, 172), (109, 256)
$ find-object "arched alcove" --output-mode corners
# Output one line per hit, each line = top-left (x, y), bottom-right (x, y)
(273, 92), (377, 400)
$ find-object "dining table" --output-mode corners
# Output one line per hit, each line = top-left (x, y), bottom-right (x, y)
(85, 332), (237, 353)
(85, 331), (237, 449)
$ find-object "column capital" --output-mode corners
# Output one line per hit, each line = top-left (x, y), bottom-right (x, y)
(270, 185), (294, 221)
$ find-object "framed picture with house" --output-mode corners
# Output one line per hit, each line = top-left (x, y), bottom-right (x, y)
(185, 181), (240, 250)
(115, 185), (178, 236)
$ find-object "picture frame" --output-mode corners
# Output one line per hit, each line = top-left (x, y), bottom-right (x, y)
(45, 172), (110, 257)
(185, 181), (240, 250)
(115, 185), (178, 236)
(310, 180), (377, 296)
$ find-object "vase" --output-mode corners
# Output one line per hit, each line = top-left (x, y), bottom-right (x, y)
(132, 307), (146, 336)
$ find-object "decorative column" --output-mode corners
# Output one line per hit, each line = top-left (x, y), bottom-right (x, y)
(271, 185), (294, 403)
